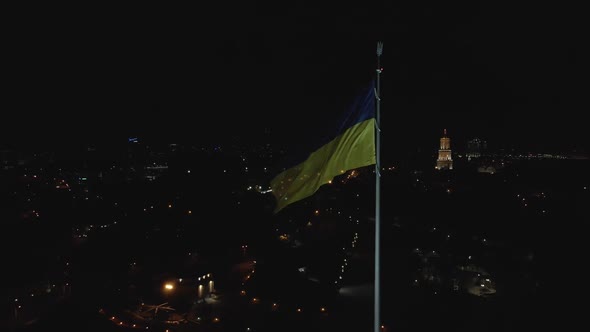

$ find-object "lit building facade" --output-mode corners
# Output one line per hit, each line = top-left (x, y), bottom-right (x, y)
(436, 129), (453, 170)
(466, 138), (487, 158)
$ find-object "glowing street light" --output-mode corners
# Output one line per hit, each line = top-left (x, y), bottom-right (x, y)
(164, 283), (174, 291)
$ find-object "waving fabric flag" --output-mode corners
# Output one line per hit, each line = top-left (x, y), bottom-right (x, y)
(270, 81), (376, 213)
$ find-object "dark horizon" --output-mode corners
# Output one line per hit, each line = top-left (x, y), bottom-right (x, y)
(2, 3), (586, 154)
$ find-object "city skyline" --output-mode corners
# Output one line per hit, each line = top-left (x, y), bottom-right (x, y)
(2, 4), (586, 331)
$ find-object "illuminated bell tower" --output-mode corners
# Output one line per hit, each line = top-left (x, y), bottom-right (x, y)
(436, 129), (453, 170)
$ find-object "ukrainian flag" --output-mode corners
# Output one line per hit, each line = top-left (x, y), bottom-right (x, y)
(270, 81), (376, 213)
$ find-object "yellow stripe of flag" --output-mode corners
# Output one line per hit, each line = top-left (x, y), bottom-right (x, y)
(270, 82), (376, 213)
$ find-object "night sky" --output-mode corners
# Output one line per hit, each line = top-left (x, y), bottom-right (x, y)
(3, 3), (586, 153)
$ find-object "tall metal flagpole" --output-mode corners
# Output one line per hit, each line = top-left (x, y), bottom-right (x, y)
(374, 41), (383, 332)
